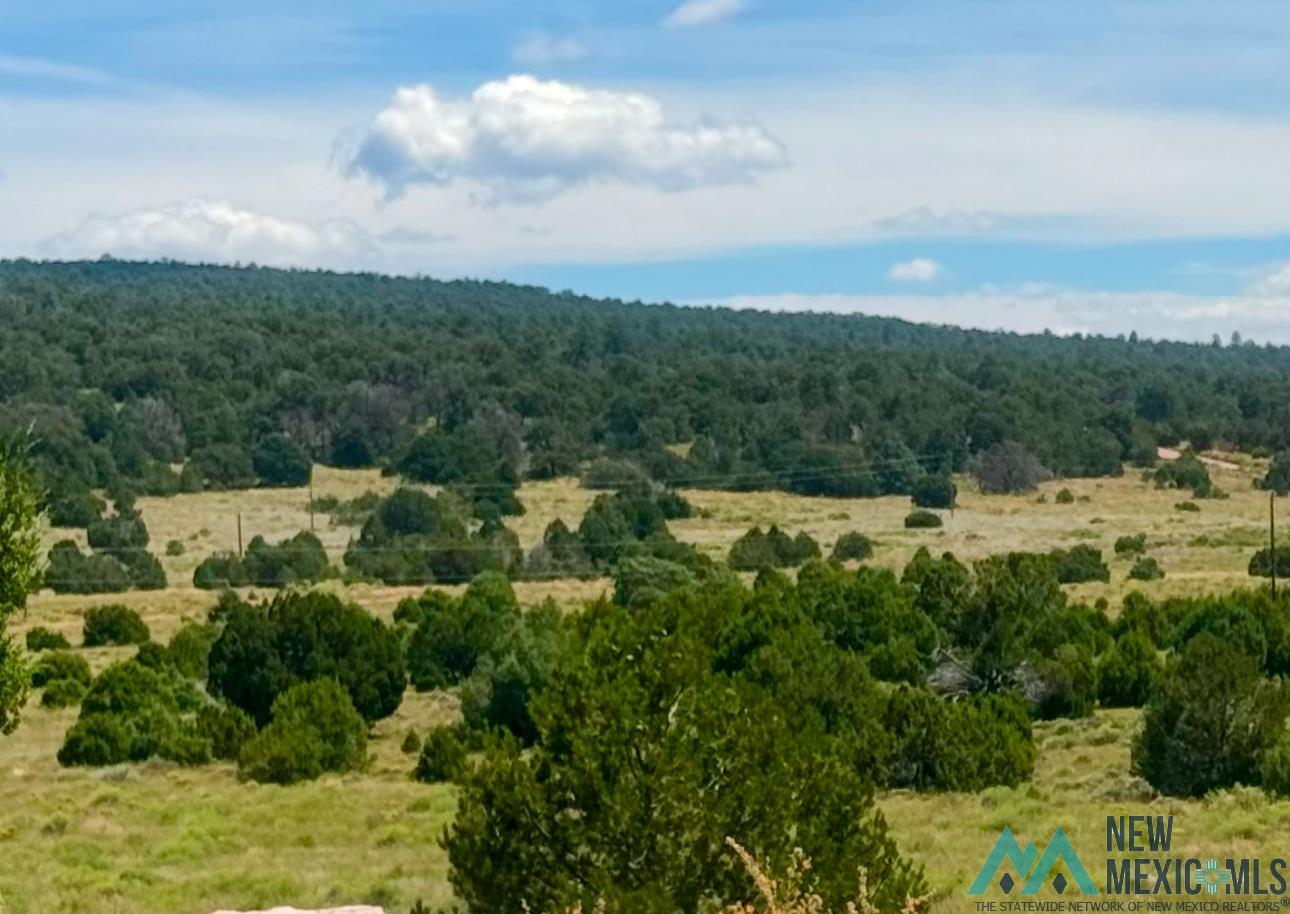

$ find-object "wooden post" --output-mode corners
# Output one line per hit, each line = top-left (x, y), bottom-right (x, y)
(309, 476), (316, 533)
(237, 511), (244, 558)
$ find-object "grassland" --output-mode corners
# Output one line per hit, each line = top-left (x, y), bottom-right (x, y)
(3, 455), (1285, 913)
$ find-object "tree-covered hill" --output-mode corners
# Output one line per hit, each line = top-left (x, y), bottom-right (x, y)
(3, 257), (1288, 505)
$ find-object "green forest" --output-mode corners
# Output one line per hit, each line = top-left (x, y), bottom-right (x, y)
(6, 258), (1290, 517)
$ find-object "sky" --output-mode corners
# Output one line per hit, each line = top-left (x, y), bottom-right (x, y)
(6, 0), (1290, 341)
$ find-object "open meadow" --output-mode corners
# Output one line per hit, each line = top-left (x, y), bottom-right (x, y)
(4, 454), (1287, 913)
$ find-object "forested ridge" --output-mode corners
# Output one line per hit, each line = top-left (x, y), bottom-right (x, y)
(5, 258), (1290, 505)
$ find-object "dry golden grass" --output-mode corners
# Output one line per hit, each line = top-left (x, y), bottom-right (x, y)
(8, 456), (1286, 912)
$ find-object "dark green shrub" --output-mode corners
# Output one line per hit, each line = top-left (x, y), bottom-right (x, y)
(193, 553), (249, 589)
(1152, 454), (1212, 497)
(118, 549), (167, 591)
(196, 703), (257, 761)
(831, 531), (874, 562)
(25, 627), (70, 652)
(1249, 546), (1290, 579)
(911, 474), (956, 510)
(1115, 534), (1148, 556)
(728, 525), (821, 570)
(883, 688), (1035, 791)
(460, 606), (565, 744)
(1175, 501), (1200, 512)
(1128, 557), (1165, 581)
(1098, 629), (1161, 708)
(612, 556), (699, 609)
(87, 514), (149, 551)
(238, 680), (368, 785)
(58, 660), (211, 767)
(904, 510), (943, 529)
(866, 638), (924, 685)
(165, 539), (185, 557)
(41, 677), (87, 709)
(1055, 488), (1075, 505)
(1260, 733), (1290, 797)
(1051, 545), (1110, 583)
(252, 434), (312, 487)
(207, 591), (405, 726)
(406, 574), (519, 691)
(1029, 644), (1097, 719)
(83, 604), (150, 647)
(414, 727), (466, 783)
(48, 490), (106, 528)
(31, 651), (92, 689)
(57, 713), (133, 766)
(45, 541), (131, 595)
(1133, 634), (1287, 796)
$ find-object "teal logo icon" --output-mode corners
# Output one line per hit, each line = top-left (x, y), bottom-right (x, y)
(969, 826), (1099, 897)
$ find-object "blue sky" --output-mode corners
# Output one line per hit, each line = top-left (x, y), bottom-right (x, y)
(5, 1), (1290, 340)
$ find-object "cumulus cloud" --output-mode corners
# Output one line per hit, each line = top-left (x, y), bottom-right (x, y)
(42, 199), (379, 268)
(664, 0), (743, 28)
(341, 74), (787, 201)
(512, 33), (588, 66)
(888, 258), (943, 282)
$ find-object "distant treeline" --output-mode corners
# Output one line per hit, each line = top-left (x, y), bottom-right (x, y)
(6, 258), (1290, 509)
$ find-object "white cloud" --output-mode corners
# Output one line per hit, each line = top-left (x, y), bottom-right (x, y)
(664, 0), (743, 28)
(341, 75), (787, 201)
(1252, 262), (1290, 295)
(41, 198), (379, 268)
(512, 33), (588, 66)
(888, 258), (943, 282)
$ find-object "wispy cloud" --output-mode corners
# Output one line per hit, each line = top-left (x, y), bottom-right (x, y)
(664, 0), (743, 29)
(512, 33), (588, 66)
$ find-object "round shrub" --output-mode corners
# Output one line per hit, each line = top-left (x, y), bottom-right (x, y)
(167, 622), (217, 681)
(1055, 488), (1075, 505)
(165, 539), (185, 557)
(904, 510), (944, 530)
(57, 713), (132, 766)
(238, 680), (368, 785)
(831, 532), (874, 563)
(414, 726), (466, 783)
(196, 702), (257, 761)
(31, 651), (92, 689)
(1098, 629), (1161, 708)
(25, 627), (70, 652)
(208, 592), (405, 726)
(193, 553), (249, 590)
(41, 677), (87, 709)
(83, 604), (150, 647)
(1114, 534), (1148, 556)
(1128, 557), (1165, 582)
(911, 474), (956, 510)
(1133, 634), (1286, 797)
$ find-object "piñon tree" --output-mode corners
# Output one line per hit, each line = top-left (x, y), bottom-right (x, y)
(0, 439), (44, 735)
